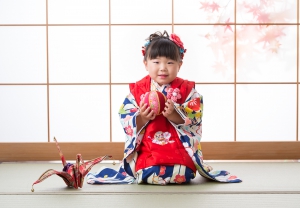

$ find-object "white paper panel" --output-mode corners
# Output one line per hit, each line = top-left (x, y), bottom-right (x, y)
(111, 26), (172, 83)
(174, 0), (234, 23)
(48, 26), (109, 83)
(0, 27), (47, 83)
(236, 25), (297, 82)
(111, 85), (131, 142)
(196, 84), (234, 141)
(0, 0), (46, 24)
(237, 0), (297, 23)
(111, 0), (171, 24)
(49, 85), (110, 142)
(175, 26), (234, 82)
(236, 84), (296, 141)
(48, 0), (109, 24)
(0, 86), (47, 142)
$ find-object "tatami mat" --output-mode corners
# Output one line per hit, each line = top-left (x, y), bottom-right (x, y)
(1, 194), (300, 208)
(1, 161), (300, 207)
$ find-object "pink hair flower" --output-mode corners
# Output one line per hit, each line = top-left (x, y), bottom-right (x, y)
(170, 33), (186, 59)
(170, 34), (184, 49)
(167, 87), (181, 102)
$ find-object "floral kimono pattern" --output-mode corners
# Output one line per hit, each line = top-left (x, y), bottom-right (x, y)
(87, 76), (241, 184)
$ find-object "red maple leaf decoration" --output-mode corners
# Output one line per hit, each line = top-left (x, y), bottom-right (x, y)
(200, 1), (211, 11)
(257, 12), (270, 23)
(210, 2), (220, 13)
(257, 26), (285, 47)
(224, 18), (233, 33)
(247, 4), (262, 17)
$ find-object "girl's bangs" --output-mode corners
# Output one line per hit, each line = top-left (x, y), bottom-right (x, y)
(147, 40), (180, 61)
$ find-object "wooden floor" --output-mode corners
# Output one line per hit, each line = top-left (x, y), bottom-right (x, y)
(1, 161), (300, 208)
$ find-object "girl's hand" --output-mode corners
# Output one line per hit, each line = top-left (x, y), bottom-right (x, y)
(162, 99), (184, 124)
(162, 99), (175, 118)
(138, 100), (156, 123)
(136, 100), (156, 132)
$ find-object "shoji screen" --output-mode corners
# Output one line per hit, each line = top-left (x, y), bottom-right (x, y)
(0, 0), (299, 160)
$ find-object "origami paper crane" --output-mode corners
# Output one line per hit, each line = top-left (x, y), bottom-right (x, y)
(31, 137), (111, 192)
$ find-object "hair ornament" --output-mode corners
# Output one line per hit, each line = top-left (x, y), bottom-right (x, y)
(141, 31), (187, 60)
(141, 41), (150, 56)
(169, 33), (187, 59)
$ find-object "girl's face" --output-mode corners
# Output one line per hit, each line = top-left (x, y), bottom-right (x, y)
(144, 56), (182, 86)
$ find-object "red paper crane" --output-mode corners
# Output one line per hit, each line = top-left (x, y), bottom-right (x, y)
(31, 137), (111, 192)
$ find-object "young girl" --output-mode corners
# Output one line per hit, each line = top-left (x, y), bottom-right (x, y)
(87, 31), (241, 185)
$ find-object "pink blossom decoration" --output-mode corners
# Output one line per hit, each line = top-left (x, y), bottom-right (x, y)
(130, 108), (137, 113)
(124, 125), (133, 137)
(228, 175), (238, 180)
(159, 166), (166, 176)
(124, 115), (132, 122)
(140, 93), (146, 102)
(174, 174), (186, 184)
(166, 87), (181, 102)
(184, 117), (192, 126)
(140, 92), (149, 105)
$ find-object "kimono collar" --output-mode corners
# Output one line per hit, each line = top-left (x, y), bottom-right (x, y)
(150, 79), (170, 92)
(150, 77), (185, 90)
(132, 75), (184, 92)
(130, 75), (195, 105)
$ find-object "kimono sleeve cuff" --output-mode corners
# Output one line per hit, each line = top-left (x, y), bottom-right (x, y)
(172, 103), (192, 128)
(134, 110), (149, 136)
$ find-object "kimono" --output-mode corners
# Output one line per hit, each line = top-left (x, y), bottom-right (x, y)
(87, 75), (241, 185)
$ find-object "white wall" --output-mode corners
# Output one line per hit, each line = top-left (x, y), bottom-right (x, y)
(0, 0), (298, 142)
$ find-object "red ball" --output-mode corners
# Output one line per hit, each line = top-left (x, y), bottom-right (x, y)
(143, 91), (166, 115)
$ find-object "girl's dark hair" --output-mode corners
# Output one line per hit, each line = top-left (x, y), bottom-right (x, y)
(144, 31), (181, 62)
